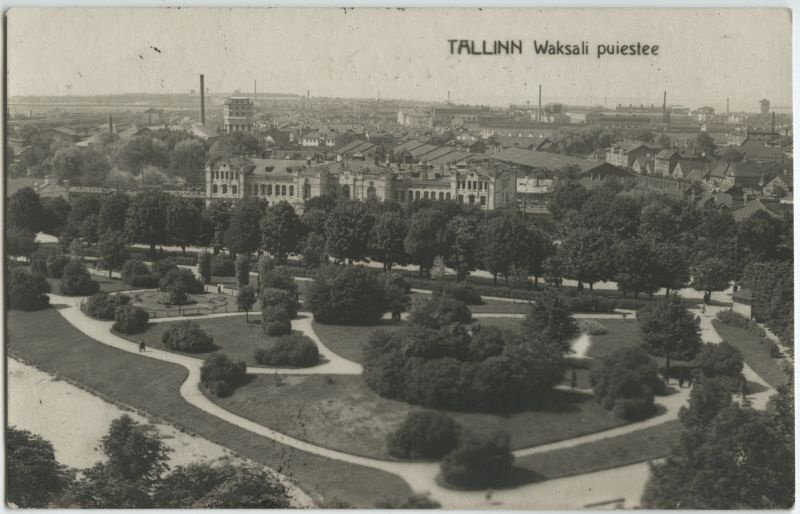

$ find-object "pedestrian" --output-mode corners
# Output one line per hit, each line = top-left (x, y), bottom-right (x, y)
(570, 369), (577, 389)
(740, 379), (749, 401)
(678, 372), (685, 388)
(701, 304), (706, 315)
(687, 372), (694, 388)
(139, 340), (146, 353)
(485, 489), (493, 501)
(217, 283), (223, 294)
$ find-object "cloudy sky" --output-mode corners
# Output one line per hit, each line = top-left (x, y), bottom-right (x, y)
(7, 8), (792, 112)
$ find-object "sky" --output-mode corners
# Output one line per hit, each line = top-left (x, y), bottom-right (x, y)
(6, 7), (793, 112)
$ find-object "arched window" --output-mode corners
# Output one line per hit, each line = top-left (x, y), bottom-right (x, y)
(222, 184), (228, 194)
(415, 190), (421, 200)
(342, 185), (350, 199)
(212, 184), (218, 194)
(367, 185), (377, 200)
(232, 185), (238, 195)
(303, 180), (311, 199)
(281, 185), (287, 196)
(289, 185), (294, 197)
(423, 191), (429, 199)
(446, 192), (451, 200)
(438, 192), (444, 200)
(267, 184), (273, 196)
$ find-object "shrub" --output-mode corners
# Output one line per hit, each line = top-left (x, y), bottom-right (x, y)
(307, 265), (388, 325)
(211, 254), (235, 276)
(439, 431), (514, 489)
(209, 380), (233, 398)
(253, 334), (319, 367)
(200, 354), (247, 396)
(152, 258), (178, 277)
(433, 282), (482, 305)
(260, 287), (298, 319)
(694, 342), (744, 388)
(235, 255), (250, 287)
(577, 319), (607, 335)
(387, 411), (462, 460)
(84, 292), (130, 320)
(261, 266), (298, 304)
(408, 296), (472, 329)
(129, 273), (159, 289)
(716, 309), (766, 338)
(262, 302), (292, 337)
(159, 268), (203, 295)
(59, 260), (100, 296)
(162, 320), (215, 353)
(121, 258), (151, 285)
(256, 254), (274, 287)
(563, 293), (617, 313)
(8, 268), (50, 311)
(30, 248), (69, 278)
(46, 253), (70, 279)
(112, 304), (150, 334)
(589, 346), (663, 420)
(197, 252), (213, 284)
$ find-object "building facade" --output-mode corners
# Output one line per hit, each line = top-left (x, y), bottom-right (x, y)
(223, 97), (255, 134)
(205, 157), (516, 211)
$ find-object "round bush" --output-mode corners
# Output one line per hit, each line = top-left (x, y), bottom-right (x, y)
(261, 266), (298, 303)
(211, 254), (235, 276)
(253, 334), (319, 367)
(439, 431), (514, 489)
(153, 258), (178, 277)
(589, 346), (663, 420)
(307, 265), (388, 325)
(209, 380), (233, 398)
(46, 253), (70, 279)
(129, 273), (159, 289)
(200, 354), (247, 396)
(84, 292), (130, 320)
(161, 320), (215, 353)
(260, 288), (297, 319)
(408, 296), (472, 329)
(387, 411), (462, 460)
(433, 282), (482, 305)
(59, 260), (100, 296)
(8, 268), (50, 311)
(159, 268), (203, 295)
(112, 304), (150, 334)
(694, 342), (743, 387)
(264, 319), (292, 337)
(121, 258), (151, 285)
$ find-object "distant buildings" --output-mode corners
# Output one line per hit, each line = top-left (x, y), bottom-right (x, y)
(223, 97), (254, 134)
(397, 109), (433, 128)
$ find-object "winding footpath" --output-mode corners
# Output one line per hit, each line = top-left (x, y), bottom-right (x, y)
(43, 287), (778, 509)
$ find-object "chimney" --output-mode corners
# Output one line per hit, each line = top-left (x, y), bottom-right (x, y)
(108, 115), (113, 134)
(772, 111), (775, 134)
(726, 97), (730, 116)
(662, 91), (667, 123)
(200, 74), (206, 125)
(538, 84), (542, 122)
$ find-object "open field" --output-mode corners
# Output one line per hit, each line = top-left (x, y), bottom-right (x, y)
(6, 307), (413, 507)
(211, 373), (633, 461)
(712, 320), (787, 388)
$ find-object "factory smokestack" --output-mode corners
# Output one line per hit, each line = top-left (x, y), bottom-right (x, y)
(538, 84), (542, 122)
(662, 91), (667, 123)
(108, 115), (113, 135)
(200, 74), (205, 125)
(726, 97), (730, 116)
(772, 111), (776, 134)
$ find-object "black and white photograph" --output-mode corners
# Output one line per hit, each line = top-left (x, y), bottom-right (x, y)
(3, 7), (795, 509)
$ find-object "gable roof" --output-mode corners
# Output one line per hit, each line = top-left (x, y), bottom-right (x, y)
(491, 147), (613, 174)
(731, 198), (783, 222)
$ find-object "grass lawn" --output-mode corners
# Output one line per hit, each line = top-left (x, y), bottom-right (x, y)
(584, 319), (642, 360)
(212, 374), (633, 461)
(119, 314), (315, 368)
(514, 420), (681, 481)
(408, 291), (530, 315)
(7, 307), (412, 507)
(712, 320), (787, 388)
(311, 321), (404, 364)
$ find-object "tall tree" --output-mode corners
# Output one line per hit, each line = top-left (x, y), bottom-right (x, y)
(99, 230), (130, 278)
(260, 201), (302, 264)
(169, 139), (208, 185)
(638, 294), (702, 380)
(7, 427), (71, 508)
(404, 208), (447, 277)
(444, 214), (481, 280)
(166, 197), (200, 254)
(224, 197), (267, 256)
(520, 289), (579, 352)
(125, 190), (171, 255)
(98, 191), (131, 235)
(369, 210), (408, 270)
(8, 187), (44, 233)
(325, 201), (374, 264)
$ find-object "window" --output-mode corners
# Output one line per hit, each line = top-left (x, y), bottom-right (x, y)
(212, 184), (218, 194)
(439, 192), (444, 200)
(415, 190), (421, 200)
(367, 185), (376, 200)
(222, 184), (227, 194)
(289, 185), (294, 197)
(399, 190), (406, 201)
(232, 185), (238, 195)
(469, 195), (475, 204)
(423, 191), (429, 199)
(303, 180), (311, 199)
(446, 192), (452, 200)
(342, 185), (350, 199)
(480, 196), (487, 206)
(267, 184), (273, 196)
(458, 194), (464, 203)
(281, 185), (287, 196)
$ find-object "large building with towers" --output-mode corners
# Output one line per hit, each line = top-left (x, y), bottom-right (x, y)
(223, 97), (255, 134)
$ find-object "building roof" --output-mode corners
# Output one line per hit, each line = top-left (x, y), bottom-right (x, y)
(490, 147), (611, 174)
(655, 149), (679, 160)
(427, 151), (473, 166)
(708, 160), (763, 180)
(731, 198), (784, 222)
(336, 139), (377, 155)
(393, 139), (429, 153)
(408, 144), (440, 158)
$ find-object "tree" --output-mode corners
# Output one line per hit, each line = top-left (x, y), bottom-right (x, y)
(299, 233), (328, 268)
(98, 192), (131, 235)
(8, 186), (44, 232)
(520, 289), (578, 352)
(307, 265), (388, 325)
(112, 305), (150, 334)
(60, 260), (100, 296)
(677, 375), (733, 428)
(7, 227), (38, 260)
(404, 208), (447, 277)
(7, 427), (70, 508)
(613, 238), (659, 298)
(7, 268), (50, 311)
(40, 196), (72, 236)
(118, 136), (168, 174)
(225, 197), (267, 256)
(694, 342), (744, 388)
(656, 133), (671, 149)
(64, 195), (103, 246)
(254, 334), (319, 367)
(369, 210), (408, 270)
(169, 139), (208, 185)
(691, 256), (734, 297)
(99, 230), (129, 278)
(260, 201), (301, 264)
(166, 197), (200, 254)
(638, 295), (702, 380)
(204, 200), (232, 253)
(200, 354), (248, 397)
(387, 411), (462, 459)
(439, 431), (514, 489)
(235, 255), (250, 287)
(589, 346), (664, 420)
(261, 266), (299, 309)
(443, 215), (481, 280)
(408, 296), (472, 329)
(197, 252), (213, 283)
(125, 190), (171, 255)
(236, 285), (257, 322)
(186, 465), (291, 508)
(325, 201), (373, 264)
(693, 131), (716, 156)
(548, 177), (589, 222)
(101, 414), (170, 483)
(642, 404), (793, 509)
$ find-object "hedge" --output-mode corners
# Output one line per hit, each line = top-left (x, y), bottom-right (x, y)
(112, 305), (150, 334)
(253, 334), (319, 367)
(161, 321), (215, 353)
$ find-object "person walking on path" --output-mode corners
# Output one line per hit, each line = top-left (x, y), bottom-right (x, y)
(139, 340), (146, 353)
(570, 369), (577, 389)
